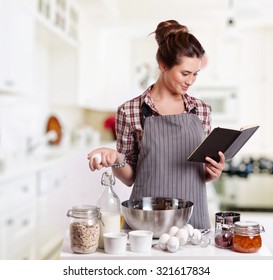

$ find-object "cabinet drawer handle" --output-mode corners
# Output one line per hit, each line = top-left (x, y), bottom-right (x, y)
(6, 219), (14, 226)
(22, 219), (29, 227)
(21, 185), (29, 192)
(4, 80), (15, 87)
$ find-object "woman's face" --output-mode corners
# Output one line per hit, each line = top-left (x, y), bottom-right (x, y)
(162, 56), (202, 95)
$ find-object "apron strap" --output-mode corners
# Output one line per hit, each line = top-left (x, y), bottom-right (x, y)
(190, 108), (197, 114)
(141, 103), (153, 128)
(141, 103), (197, 127)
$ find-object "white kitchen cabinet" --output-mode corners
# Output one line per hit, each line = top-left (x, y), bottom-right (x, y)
(230, 26), (271, 154)
(179, 27), (242, 128)
(34, 22), (78, 106)
(194, 28), (242, 87)
(0, 0), (34, 95)
(33, 0), (79, 105)
(9, 172), (37, 208)
(9, 241), (36, 260)
(48, 47), (78, 105)
(0, 183), (8, 259)
(0, 173), (37, 260)
(0, 160), (68, 260)
(78, 25), (135, 111)
(36, 160), (68, 259)
(0, 218), (5, 259)
(257, 27), (273, 155)
(0, 153), (75, 259)
(0, 182), (8, 215)
(4, 203), (36, 260)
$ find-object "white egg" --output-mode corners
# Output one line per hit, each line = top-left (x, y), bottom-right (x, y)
(168, 226), (179, 236)
(190, 229), (202, 245)
(167, 236), (179, 253)
(181, 224), (194, 241)
(175, 228), (188, 246)
(91, 153), (102, 163)
(187, 224), (194, 236)
(159, 233), (171, 250)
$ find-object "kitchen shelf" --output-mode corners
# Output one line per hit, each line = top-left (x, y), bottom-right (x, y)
(34, 14), (78, 50)
(0, 0), (34, 96)
(35, 0), (79, 47)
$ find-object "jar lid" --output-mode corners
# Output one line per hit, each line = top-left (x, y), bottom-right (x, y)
(67, 205), (101, 219)
(215, 212), (241, 224)
(234, 221), (264, 235)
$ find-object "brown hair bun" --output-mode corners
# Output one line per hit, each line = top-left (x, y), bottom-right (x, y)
(154, 20), (189, 46)
(152, 19), (205, 68)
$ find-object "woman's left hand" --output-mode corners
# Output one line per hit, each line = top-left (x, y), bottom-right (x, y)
(204, 151), (225, 182)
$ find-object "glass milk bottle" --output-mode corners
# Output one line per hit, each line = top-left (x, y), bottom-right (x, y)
(96, 171), (122, 248)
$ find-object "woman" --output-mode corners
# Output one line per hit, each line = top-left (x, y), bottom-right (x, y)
(88, 20), (225, 229)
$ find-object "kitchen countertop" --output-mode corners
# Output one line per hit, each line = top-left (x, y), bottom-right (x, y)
(0, 142), (116, 184)
(0, 146), (76, 183)
(60, 230), (272, 260)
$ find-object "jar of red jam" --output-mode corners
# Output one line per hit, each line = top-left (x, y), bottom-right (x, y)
(232, 221), (265, 253)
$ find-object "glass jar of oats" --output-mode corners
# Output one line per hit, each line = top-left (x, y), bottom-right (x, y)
(67, 205), (101, 254)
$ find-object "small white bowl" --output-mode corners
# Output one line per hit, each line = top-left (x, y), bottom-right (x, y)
(103, 232), (128, 255)
(129, 230), (153, 253)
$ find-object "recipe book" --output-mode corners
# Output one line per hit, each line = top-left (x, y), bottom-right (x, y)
(187, 124), (259, 163)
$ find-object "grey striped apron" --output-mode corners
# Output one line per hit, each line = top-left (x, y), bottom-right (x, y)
(130, 107), (211, 229)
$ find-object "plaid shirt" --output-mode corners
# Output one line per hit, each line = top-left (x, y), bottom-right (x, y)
(115, 86), (212, 168)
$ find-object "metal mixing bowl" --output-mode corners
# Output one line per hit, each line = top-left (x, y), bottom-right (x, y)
(121, 197), (194, 238)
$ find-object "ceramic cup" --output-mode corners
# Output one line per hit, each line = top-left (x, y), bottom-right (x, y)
(103, 232), (128, 255)
(129, 230), (153, 253)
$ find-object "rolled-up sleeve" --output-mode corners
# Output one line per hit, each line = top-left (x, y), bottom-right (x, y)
(115, 105), (138, 169)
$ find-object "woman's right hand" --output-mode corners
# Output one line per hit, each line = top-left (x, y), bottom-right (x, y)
(87, 147), (120, 171)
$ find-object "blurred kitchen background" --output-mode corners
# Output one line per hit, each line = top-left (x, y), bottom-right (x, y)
(1, 0), (273, 259)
